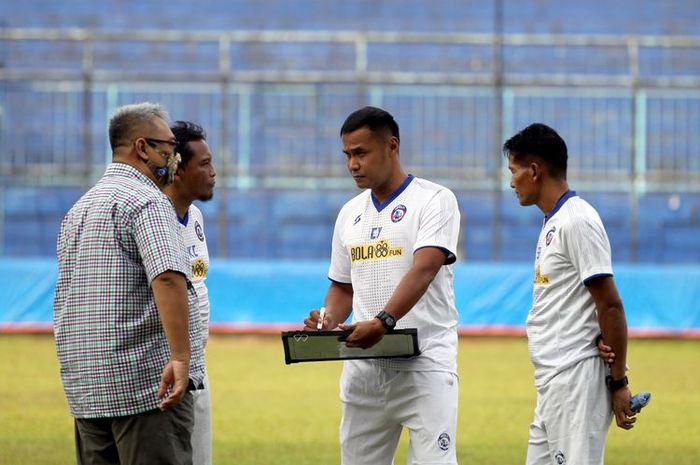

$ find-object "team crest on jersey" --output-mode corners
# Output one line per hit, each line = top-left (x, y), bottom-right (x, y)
(350, 239), (404, 262)
(554, 450), (566, 464)
(545, 226), (556, 246)
(437, 432), (451, 451)
(192, 257), (208, 279)
(391, 204), (407, 223)
(194, 221), (205, 242)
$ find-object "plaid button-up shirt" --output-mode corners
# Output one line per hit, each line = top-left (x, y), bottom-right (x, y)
(54, 163), (205, 418)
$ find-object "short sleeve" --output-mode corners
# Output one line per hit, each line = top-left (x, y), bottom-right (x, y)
(133, 195), (190, 283)
(561, 215), (613, 283)
(327, 209), (352, 283)
(414, 188), (460, 264)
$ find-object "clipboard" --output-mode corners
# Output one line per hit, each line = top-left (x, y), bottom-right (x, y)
(281, 328), (420, 364)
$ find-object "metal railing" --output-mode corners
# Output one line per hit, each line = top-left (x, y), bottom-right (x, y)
(1, 28), (699, 260)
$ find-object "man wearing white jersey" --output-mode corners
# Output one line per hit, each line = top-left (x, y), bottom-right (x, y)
(303, 106), (461, 465)
(164, 121), (216, 465)
(504, 123), (637, 465)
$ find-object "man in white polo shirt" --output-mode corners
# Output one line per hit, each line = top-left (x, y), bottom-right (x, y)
(303, 106), (461, 465)
(163, 120), (216, 465)
(504, 123), (637, 465)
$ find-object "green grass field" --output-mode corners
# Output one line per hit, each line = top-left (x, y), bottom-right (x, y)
(1, 335), (699, 464)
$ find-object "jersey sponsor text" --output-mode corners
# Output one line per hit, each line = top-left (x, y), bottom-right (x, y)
(350, 239), (403, 262)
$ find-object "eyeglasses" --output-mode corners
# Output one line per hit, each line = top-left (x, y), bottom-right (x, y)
(144, 138), (178, 157)
(144, 138), (177, 149)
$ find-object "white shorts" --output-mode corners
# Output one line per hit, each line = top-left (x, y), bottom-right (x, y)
(191, 373), (212, 465)
(339, 360), (459, 465)
(526, 357), (613, 465)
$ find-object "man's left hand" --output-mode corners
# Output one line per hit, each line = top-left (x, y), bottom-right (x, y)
(339, 319), (386, 349)
(612, 387), (636, 430)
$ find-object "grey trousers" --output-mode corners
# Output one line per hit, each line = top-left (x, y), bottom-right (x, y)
(74, 393), (194, 465)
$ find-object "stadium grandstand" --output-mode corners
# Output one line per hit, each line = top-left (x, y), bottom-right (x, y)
(1, 0), (699, 335)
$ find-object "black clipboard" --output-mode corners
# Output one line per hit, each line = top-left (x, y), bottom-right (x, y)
(281, 328), (420, 365)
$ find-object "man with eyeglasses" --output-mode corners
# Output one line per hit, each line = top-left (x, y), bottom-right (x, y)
(54, 102), (205, 465)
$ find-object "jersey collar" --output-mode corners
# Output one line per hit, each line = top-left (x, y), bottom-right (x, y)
(371, 175), (414, 212)
(544, 190), (576, 224)
(177, 210), (189, 226)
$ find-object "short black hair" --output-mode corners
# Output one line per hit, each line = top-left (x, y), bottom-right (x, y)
(503, 123), (568, 179)
(171, 121), (207, 168)
(340, 106), (400, 141)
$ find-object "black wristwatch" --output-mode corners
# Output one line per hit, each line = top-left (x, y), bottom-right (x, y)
(375, 311), (397, 331)
(605, 375), (629, 391)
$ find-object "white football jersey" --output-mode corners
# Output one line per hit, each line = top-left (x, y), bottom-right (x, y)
(527, 192), (613, 388)
(328, 176), (460, 373)
(179, 204), (211, 333)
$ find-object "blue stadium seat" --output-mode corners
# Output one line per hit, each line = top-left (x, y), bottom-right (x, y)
(268, 190), (337, 258)
(4, 187), (38, 215)
(224, 190), (271, 258)
(637, 193), (700, 262)
(0, 1), (496, 33)
(455, 190), (497, 261)
(644, 193), (700, 220)
(661, 224), (700, 263)
(4, 217), (61, 256)
(581, 192), (632, 261)
(275, 223), (332, 259)
(2, 1), (700, 263)
(2, 187), (81, 256)
(499, 195), (542, 261)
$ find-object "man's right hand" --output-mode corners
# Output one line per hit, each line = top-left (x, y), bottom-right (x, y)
(158, 359), (190, 411)
(597, 336), (615, 365)
(303, 308), (331, 331)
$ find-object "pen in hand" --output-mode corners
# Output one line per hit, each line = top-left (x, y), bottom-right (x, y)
(317, 307), (326, 330)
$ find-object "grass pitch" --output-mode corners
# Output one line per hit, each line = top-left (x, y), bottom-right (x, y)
(1, 335), (699, 464)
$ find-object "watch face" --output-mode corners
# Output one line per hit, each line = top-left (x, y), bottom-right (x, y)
(384, 315), (396, 328)
(377, 312), (395, 329)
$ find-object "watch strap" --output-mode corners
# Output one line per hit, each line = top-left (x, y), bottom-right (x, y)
(375, 311), (396, 331)
(605, 375), (629, 391)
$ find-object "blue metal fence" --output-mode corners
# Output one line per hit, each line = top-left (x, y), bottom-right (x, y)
(1, 25), (700, 261)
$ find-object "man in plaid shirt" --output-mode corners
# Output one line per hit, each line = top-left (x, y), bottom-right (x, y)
(54, 102), (205, 465)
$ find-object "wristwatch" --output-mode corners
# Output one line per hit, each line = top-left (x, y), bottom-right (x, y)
(375, 311), (397, 331)
(605, 375), (629, 391)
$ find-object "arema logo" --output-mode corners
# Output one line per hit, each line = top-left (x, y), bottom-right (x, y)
(554, 450), (566, 464)
(350, 240), (403, 263)
(545, 226), (556, 246)
(437, 432), (450, 451)
(391, 204), (407, 223)
(195, 221), (205, 242)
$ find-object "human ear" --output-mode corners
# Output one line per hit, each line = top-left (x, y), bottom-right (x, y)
(135, 138), (149, 162)
(388, 136), (400, 154)
(174, 166), (186, 181)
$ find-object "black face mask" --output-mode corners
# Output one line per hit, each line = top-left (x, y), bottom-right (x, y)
(148, 151), (181, 186)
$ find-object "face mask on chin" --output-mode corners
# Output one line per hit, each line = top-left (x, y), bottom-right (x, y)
(151, 151), (181, 186)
